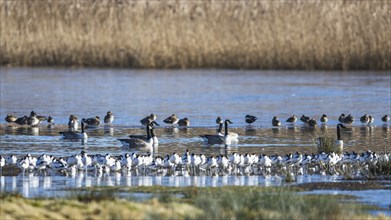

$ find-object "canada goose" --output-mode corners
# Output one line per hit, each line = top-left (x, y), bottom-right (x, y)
(119, 124), (153, 148)
(59, 122), (88, 139)
(82, 116), (100, 127)
(320, 114), (328, 124)
(307, 118), (317, 127)
(300, 115), (310, 123)
(286, 115), (297, 123)
(68, 115), (79, 130)
(344, 114), (354, 124)
(360, 114), (369, 124)
(178, 117), (190, 126)
(164, 114), (179, 126)
(245, 115), (257, 124)
(338, 114), (346, 123)
(140, 113), (157, 126)
(200, 119), (238, 145)
(5, 114), (17, 123)
(104, 111), (114, 124)
(128, 122), (159, 145)
(272, 116), (281, 126)
(335, 123), (347, 153)
(382, 115), (390, 123)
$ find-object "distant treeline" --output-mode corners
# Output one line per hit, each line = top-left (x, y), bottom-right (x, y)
(0, 0), (389, 70)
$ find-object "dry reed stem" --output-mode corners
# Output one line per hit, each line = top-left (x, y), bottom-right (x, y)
(1, 0), (389, 69)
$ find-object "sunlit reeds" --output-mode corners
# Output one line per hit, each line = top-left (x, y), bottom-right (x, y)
(1, 0), (389, 69)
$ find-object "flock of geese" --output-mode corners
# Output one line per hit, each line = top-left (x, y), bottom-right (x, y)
(1, 111), (390, 177)
(3, 111), (391, 150)
(1, 149), (389, 177)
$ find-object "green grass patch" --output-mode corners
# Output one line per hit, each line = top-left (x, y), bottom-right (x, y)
(2, 186), (384, 220)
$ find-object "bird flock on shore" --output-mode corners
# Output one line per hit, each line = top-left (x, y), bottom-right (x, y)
(1, 149), (389, 178)
(2, 111), (390, 177)
(5, 111), (390, 128)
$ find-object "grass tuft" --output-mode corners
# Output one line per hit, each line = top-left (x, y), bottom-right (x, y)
(68, 189), (115, 203)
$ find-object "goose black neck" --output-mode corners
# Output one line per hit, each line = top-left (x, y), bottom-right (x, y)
(224, 121), (229, 136)
(81, 122), (85, 133)
(217, 123), (223, 133)
(150, 126), (155, 138)
(146, 125), (151, 139)
(337, 124), (342, 140)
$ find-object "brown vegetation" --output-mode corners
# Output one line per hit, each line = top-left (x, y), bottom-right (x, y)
(0, 0), (389, 69)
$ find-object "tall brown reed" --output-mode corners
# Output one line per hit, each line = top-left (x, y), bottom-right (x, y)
(1, 0), (389, 69)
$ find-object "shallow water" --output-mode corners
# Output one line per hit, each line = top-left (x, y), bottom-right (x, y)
(0, 124), (390, 159)
(0, 68), (390, 157)
(1, 68), (390, 127)
(301, 189), (391, 215)
(0, 173), (341, 198)
(0, 68), (390, 213)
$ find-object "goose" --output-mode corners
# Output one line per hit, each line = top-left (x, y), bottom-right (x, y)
(320, 114), (328, 124)
(300, 115), (310, 124)
(245, 114), (257, 124)
(272, 116), (281, 126)
(317, 123), (346, 154)
(140, 113), (157, 126)
(286, 115), (297, 123)
(59, 121), (88, 139)
(344, 114), (354, 124)
(128, 121), (159, 145)
(335, 123), (347, 153)
(178, 117), (190, 126)
(5, 114), (17, 123)
(82, 116), (100, 127)
(382, 115), (390, 123)
(203, 120), (225, 142)
(104, 111), (114, 124)
(360, 114), (369, 124)
(119, 124), (153, 148)
(307, 118), (317, 127)
(68, 115), (79, 130)
(200, 119), (238, 145)
(163, 114), (179, 126)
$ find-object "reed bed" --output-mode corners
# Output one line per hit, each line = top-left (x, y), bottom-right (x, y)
(1, 0), (389, 70)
